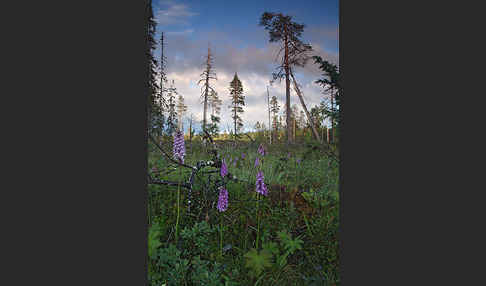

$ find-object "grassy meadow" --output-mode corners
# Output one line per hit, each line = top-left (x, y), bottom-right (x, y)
(148, 133), (339, 285)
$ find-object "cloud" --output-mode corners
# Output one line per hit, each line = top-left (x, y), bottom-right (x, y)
(165, 29), (194, 36)
(156, 0), (198, 27)
(166, 67), (329, 134)
(156, 29), (337, 133)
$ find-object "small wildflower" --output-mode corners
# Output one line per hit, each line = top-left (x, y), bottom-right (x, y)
(221, 159), (228, 178)
(258, 144), (266, 156)
(255, 170), (268, 196)
(172, 131), (186, 163)
(297, 158), (301, 164)
(233, 161), (237, 167)
(254, 157), (259, 167)
(241, 153), (245, 159)
(217, 187), (228, 212)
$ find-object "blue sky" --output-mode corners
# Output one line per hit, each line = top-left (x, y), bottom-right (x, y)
(153, 0), (339, 133)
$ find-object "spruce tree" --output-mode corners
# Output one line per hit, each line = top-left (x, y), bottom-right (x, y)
(207, 90), (222, 136)
(270, 95), (280, 141)
(176, 94), (187, 132)
(228, 73), (245, 140)
(146, 0), (159, 136)
(166, 80), (178, 135)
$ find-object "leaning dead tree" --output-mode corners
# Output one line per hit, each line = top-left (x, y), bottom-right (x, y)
(289, 69), (339, 163)
(289, 69), (321, 142)
(198, 45), (217, 133)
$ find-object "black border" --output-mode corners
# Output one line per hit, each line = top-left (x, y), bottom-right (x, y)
(9, 0), (470, 284)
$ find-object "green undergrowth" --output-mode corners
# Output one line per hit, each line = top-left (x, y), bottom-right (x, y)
(148, 139), (339, 285)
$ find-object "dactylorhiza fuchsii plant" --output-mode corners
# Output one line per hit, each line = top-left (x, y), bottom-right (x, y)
(173, 131), (185, 242)
(217, 187), (228, 212)
(221, 158), (228, 178)
(218, 161), (229, 258)
(173, 131), (186, 163)
(255, 171), (268, 196)
(254, 145), (268, 250)
(258, 144), (266, 156)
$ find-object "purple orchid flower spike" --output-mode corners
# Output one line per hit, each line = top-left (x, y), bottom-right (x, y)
(217, 187), (228, 212)
(241, 153), (245, 159)
(221, 159), (228, 178)
(254, 157), (259, 167)
(172, 131), (186, 163)
(255, 170), (268, 196)
(257, 144), (266, 156)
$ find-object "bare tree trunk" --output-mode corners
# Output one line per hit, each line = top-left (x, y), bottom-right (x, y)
(267, 86), (271, 145)
(331, 87), (335, 144)
(189, 114), (193, 145)
(203, 47), (211, 133)
(293, 118), (296, 142)
(284, 24), (291, 145)
(203, 81), (208, 132)
(290, 70), (322, 143)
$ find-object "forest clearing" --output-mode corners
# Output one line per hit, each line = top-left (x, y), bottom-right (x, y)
(147, 0), (340, 284)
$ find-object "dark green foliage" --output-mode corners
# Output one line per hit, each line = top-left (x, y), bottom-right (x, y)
(259, 12), (313, 79)
(313, 56), (341, 127)
(165, 80), (178, 135)
(207, 115), (220, 137)
(229, 73), (245, 138)
(148, 140), (339, 285)
(244, 248), (273, 278)
(146, 0), (160, 136)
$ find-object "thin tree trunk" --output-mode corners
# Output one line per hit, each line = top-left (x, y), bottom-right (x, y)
(203, 47), (210, 133)
(290, 70), (322, 143)
(284, 24), (291, 145)
(234, 106), (237, 143)
(331, 87), (335, 144)
(267, 86), (271, 145)
(293, 118), (296, 142)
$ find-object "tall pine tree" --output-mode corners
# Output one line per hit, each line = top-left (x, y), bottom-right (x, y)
(259, 12), (312, 144)
(229, 73), (245, 139)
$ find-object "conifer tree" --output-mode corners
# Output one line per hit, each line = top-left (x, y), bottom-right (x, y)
(166, 80), (178, 135)
(259, 12), (312, 144)
(228, 73), (245, 139)
(176, 94), (187, 132)
(207, 90), (222, 136)
(146, 0), (159, 135)
(155, 31), (168, 135)
(270, 95), (280, 140)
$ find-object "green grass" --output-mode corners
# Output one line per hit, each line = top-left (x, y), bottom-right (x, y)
(148, 137), (339, 286)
